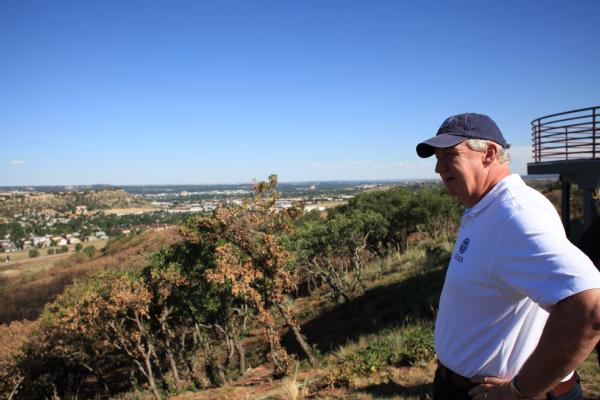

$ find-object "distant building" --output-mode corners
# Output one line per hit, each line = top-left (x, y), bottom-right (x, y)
(75, 205), (89, 215)
(0, 240), (17, 252)
(33, 236), (51, 248)
(95, 231), (109, 240)
(275, 200), (292, 209)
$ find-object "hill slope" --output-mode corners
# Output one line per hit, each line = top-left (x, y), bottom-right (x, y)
(0, 188), (148, 218)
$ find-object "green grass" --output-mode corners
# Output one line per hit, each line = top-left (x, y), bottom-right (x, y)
(328, 323), (435, 387)
(579, 350), (600, 399)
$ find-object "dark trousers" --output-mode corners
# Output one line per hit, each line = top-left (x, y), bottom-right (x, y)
(432, 365), (472, 400)
(432, 365), (584, 400)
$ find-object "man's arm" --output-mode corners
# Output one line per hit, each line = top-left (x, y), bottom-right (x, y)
(470, 288), (600, 399)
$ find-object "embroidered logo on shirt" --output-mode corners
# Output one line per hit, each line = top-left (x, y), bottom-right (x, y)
(454, 238), (469, 263)
(459, 238), (470, 254)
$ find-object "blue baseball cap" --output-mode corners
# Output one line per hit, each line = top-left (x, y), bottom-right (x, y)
(416, 113), (508, 158)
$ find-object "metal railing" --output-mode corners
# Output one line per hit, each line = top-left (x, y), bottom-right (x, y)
(531, 105), (599, 162)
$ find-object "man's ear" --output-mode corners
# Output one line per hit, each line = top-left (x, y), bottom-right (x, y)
(482, 143), (497, 166)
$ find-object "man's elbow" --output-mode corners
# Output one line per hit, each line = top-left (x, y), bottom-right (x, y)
(557, 288), (600, 337)
(575, 288), (600, 339)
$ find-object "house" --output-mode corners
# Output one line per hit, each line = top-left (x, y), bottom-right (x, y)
(0, 240), (17, 252)
(95, 231), (109, 240)
(33, 236), (51, 248)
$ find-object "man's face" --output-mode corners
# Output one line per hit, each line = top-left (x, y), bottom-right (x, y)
(434, 142), (486, 207)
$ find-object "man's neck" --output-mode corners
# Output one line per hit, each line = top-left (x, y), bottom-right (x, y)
(466, 166), (511, 207)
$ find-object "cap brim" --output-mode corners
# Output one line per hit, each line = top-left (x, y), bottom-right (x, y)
(416, 134), (468, 158)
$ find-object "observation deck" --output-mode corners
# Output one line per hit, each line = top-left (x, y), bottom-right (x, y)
(527, 106), (600, 237)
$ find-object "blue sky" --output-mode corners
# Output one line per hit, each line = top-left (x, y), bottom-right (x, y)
(2, 0), (599, 185)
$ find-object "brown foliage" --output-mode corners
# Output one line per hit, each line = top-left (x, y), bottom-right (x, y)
(0, 320), (40, 394)
(184, 175), (315, 377)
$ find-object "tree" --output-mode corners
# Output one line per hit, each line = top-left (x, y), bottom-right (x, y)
(63, 271), (163, 400)
(340, 186), (461, 252)
(184, 175), (316, 377)
(8, 223), (25, 242)
(293, 209), (388, 302)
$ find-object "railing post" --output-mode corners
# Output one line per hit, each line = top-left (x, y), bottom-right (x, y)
(561, 177), (571, 239)
(565, 126), (569, 160)
(593, 106), (597, 159)
(536, 119), (541, 162)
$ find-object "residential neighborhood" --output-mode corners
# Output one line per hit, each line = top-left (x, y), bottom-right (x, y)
(0, 181), (433, 256)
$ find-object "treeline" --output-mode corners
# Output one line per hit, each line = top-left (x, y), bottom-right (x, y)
(0, 177), (461, 399)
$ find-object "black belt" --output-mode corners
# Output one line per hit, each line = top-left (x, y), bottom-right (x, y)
(437, 364), (578, 396)
(437, 364), (477, 390)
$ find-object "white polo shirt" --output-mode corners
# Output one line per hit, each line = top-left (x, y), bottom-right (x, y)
(435, 174), (600, 379)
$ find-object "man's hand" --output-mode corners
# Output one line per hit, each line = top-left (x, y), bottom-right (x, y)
(468, 376), (517, 400)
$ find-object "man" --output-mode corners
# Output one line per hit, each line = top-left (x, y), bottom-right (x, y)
(416, 113), (600, 400)
(578, 216), (600, 366)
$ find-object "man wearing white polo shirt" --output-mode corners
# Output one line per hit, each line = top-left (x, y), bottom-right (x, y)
(416, 113), (600, 400)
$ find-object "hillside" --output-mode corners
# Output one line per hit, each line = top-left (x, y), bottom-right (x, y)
(1, 180), (598, 400)
(0, 188), (148, 218)
(0, 227), (183, 323)
(168, 250), (600, 400)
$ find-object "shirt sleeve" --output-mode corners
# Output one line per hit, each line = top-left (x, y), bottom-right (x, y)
(490, 206), (600, 309)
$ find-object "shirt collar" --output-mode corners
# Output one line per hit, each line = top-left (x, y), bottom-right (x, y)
(463, 174), (523, 218)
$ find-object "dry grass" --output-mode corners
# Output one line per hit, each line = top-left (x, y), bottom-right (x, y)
(579, 350), (600, 399)
(278, 364), (309, 400)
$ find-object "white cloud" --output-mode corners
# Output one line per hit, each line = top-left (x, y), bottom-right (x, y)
(10, 160), (25, 165)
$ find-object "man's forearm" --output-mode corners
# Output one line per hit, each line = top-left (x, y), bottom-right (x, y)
(515, 288), (600, 398)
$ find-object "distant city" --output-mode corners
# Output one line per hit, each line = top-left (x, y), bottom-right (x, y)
(0, 179), (441, 256)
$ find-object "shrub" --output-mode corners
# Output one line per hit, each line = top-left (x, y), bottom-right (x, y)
(28, 249), (39, 258)
(74, 243), (83, 252)
(47, 248), (55, 255)
(82, 245), (96, 258)
(328, 324), (435, 387)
